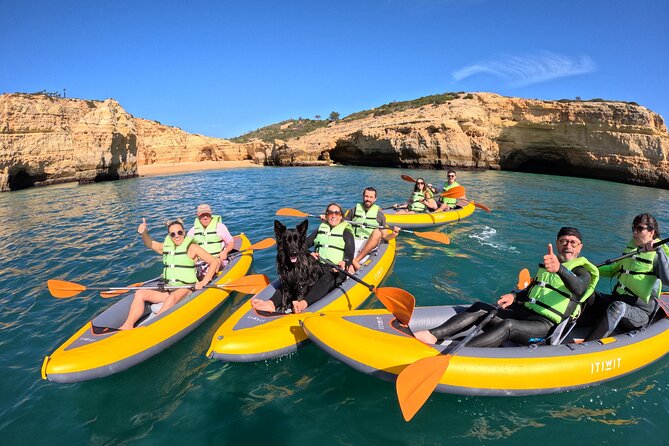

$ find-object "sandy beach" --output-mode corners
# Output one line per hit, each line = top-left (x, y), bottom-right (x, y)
(137, 160), (262, 177)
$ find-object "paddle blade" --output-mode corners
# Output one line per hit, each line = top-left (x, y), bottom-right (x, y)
(401, 174), (417, 183)
(439, 186), (465, 199)
(473, 202), (492, 213)
(517, 268), (532, 290)
(414, 231), (450, 245)
(247, 237), (276, 251)
(396, 354), (452, 421)
(100, 282), (145, 298)
(275, 208), (309, 218)
(216, 274), (270, 294)
(47, 280), (86, 298)
(375, 287), (415, 326)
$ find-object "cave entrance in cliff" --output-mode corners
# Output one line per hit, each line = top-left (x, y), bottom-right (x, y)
(8, 168), (36, 191)
(500, 149), (573, 177)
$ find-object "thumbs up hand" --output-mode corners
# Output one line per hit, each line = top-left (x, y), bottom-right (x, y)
(138, 218), (147, 235)
(543, 243), (560, 273)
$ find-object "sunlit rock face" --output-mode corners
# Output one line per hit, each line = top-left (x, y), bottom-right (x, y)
(0, 93), (138, 191)
(267, 93), (669, 188)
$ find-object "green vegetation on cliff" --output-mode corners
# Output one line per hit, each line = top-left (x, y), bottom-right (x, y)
(231, 118), (330, 143)
(342, 92), (469, 121)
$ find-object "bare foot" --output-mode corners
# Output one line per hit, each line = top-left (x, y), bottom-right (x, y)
(414, 330), (437, 344)
(251, 299), (276, 312)
(119, 322), (133, 331)
(292, 300), (308, 314)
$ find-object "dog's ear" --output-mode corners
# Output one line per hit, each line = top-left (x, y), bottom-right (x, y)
(297, 219), (309, 236)
(274, 220), (286, 237)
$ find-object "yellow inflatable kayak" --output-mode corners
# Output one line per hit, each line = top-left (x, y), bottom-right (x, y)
(384, 202), (475, 229)
(302, 299), (669, 396)
(42, 234), (252, 383)
(206, 238), (396, 362)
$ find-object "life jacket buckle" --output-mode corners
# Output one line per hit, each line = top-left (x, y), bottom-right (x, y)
(538, 281), (547, 287)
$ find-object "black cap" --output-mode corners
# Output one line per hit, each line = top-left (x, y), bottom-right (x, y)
(557, 227), (582, 242)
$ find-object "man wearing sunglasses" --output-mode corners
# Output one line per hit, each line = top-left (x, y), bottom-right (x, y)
(583, 213), (669, 341)
(431, 169), (465, 212)
(343, 187), (400, 271)
(414, 227), (599, 347)
(187, 204), (234, 276)
(120, 218), (219, 330)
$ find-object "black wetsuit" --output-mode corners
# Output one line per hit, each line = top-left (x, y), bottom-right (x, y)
(269, 228), (355, 311)
(428, 265), (592, 347)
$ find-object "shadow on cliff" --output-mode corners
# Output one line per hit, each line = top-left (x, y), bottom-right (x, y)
(329, 139), (404, 167)
(8, 164), (46, 191)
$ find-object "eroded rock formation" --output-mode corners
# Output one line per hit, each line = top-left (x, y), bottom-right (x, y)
(267, 93), (669, 188)
(0, 94), (137, 191)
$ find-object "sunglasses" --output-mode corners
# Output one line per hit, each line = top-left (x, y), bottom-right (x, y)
(557, 238), (581, 247)
(198, 213), (212, 219)
(326, 210), (342, 216)
(447, 175), (455, 178)
(416, 181), (424, 185)
(633, 225), (651, 233)
(169, 230), (184, 237)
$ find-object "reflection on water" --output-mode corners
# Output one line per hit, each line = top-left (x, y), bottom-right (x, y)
(1, 167), (669, 444)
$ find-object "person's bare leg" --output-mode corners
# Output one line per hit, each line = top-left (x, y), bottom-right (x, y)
(120, 289), (169, 330)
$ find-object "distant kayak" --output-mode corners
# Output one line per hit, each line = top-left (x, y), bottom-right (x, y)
(384, 202), (475, 229)
(206, 238), (396, 362)
(302, 300), (669, 396)
(41, 234), (253, 383)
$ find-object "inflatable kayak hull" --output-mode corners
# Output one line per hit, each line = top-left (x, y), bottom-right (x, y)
(41, 234), (253, 383)
(302, 303), (669, 396)
(384, 202), (475, 229)
(206, 238), (396, 362)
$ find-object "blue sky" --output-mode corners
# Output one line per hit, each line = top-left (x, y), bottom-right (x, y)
(1, 0), (667, 138)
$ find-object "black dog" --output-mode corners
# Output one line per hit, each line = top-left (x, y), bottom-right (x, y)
(274, 219), (322, 311)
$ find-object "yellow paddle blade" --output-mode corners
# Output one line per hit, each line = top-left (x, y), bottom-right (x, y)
(473, 202), (492, 213)
(439, 186), (465, 199)
(215, 274), (270, 295)
(414, 231), (450, 245)
(396, 354), (452, 421)
(47, 279), (86, 298)
(100, 282), (145, 298)
(374, 287), (415, 326)
(247, 237), (276, 251)
(517, 268), (532, 290)
(276, 207), (309, 217)
(401, 174), (416, 183)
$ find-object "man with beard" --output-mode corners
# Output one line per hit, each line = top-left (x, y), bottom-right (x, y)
(414, 227), (599, 347)
(344, 187), (400, 272)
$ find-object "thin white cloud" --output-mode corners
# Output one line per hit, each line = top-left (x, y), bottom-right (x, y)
(452, 52), (596, 87)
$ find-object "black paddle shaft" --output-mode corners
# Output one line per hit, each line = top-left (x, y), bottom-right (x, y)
(319, 258), (374, 291)
(449, 305), (501, 356)
(596, 236), (669, 267)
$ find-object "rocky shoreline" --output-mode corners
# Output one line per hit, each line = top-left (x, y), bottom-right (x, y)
(1, 92), (668, 191)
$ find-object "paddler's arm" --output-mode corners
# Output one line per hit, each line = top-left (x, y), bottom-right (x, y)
(653, 247), (669, 286)
(556, 265), (591, 297)
(189, 244), (219, 289)
(138, 218), (163, 254)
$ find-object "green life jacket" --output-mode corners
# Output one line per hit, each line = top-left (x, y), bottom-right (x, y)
(313, 221), (352, 264)
(192, 214), (224, 256)
(613, 239), (669, 302)
(408, 191), (426, 212)
(524, 257), (600, 324)
(440, 181), (460, 205)
(351, 203), (380, 239)
(162, 235), (197, 286)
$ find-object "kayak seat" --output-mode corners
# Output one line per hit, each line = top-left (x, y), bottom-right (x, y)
(546, 319), (577, 345)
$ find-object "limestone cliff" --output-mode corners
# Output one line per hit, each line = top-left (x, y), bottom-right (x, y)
(0, 94), (255, 192)
(266, 93), (669, 188)
(0, 93), (137, 191)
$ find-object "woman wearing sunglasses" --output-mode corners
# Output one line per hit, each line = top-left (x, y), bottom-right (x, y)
(252, 203), (355, 314)
(395, 178), (437, 214)
(583, 213), (669, 341)
(119, 218), (219, 330)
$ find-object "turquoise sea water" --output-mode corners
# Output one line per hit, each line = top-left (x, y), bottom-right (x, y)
(2, 166), (669, 445)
